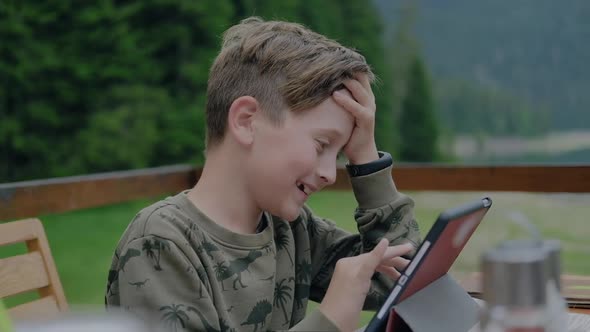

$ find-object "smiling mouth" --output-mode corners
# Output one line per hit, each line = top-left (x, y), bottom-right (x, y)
(296, 182), (310, 196)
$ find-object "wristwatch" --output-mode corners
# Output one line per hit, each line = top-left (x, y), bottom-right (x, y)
(346, 151), (393, 177)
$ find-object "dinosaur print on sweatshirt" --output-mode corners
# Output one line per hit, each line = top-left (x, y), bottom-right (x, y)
(361, 203), (411, 248)
(241, 300), (272, 332)
(118, 248), (140, 272)
(105, 170), (421, 331)
(128, 278), (150, 290)
(214, 250), (263, 291)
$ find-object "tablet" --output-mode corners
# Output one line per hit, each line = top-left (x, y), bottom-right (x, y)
(364, 197), (493, 332)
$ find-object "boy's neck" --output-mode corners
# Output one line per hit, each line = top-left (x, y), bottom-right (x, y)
(187, 146), (263, 234)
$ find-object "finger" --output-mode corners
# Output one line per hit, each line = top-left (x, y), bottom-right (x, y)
(355, 73), (372, 93)
(376, 265), (402, 280)
(383, 257), (410, 271)
(332, 90), (364, 120)
(381, 242), (415, 260)
(342, 79), (371, 107)
(367, 238), (389, 267)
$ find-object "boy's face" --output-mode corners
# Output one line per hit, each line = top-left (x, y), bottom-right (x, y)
(245, 91), (354, 221)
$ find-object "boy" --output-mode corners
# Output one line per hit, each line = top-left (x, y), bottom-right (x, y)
(105, 17), (421, 331)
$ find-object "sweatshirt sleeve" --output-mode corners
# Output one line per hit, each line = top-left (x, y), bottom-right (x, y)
(307, 164), (421, 311)
(111, 236), (223, 331)
(289, 309), (340, 331)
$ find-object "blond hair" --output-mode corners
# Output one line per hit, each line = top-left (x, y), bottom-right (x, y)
(206, 17), (375, 148)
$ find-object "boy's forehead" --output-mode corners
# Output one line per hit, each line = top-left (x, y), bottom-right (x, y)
(302, 97), (354, 136)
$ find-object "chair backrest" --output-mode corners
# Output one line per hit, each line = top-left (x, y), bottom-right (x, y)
(0, 218), (68, 321)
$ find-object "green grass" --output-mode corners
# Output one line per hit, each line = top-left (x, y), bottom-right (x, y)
(2, 191), (589, 327)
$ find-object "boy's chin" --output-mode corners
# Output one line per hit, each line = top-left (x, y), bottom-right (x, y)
(273, 207), (302, 222)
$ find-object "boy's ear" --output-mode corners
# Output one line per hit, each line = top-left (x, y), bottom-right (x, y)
(227, 96), (260, 146)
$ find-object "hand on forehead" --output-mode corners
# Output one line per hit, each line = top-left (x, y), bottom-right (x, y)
(335, 86), (354, 99)
(336, 74), (371, 102)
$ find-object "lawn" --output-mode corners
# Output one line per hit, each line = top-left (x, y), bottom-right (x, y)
(2, 190), (589, 327)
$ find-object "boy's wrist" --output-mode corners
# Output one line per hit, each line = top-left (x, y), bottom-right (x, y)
(349, 157), (399, 210)
(346, 144), (379, 165)
(346, 151), (393, 177)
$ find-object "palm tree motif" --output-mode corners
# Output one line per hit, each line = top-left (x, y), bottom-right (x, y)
(156, 238), (171, 270)
(274, 278), (293, 326)
(306, 218), (322, 239)
(184, 223), (198, 241)
(274, 222), (293, 267)
(159, 304), (189, 332)
(142, 239), (156, 265)
(296, 259), (312, 283)
(213, 261), (231, 291)
(142, 238), (171, 271)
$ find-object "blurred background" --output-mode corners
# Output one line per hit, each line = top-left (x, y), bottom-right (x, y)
(1, 0), (589, 326)
(3, 0), (589, 183)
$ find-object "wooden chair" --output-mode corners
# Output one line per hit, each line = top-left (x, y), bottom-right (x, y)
(0, 218), (68, 321)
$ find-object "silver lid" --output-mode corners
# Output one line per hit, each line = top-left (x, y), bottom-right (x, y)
(498, 239), (562, 290)
(543, 239), (562, 290)
(482, 241), (549, 307)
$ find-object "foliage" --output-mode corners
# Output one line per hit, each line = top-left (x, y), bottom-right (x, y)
(0, 0), (404, 182)
(375, 0), (588, 132)
(435, 79), (549, 137)
(387, 2), (442, 162)
(399, 57), (439, 162)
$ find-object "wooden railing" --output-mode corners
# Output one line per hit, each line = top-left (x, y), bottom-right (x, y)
(2, 164), (590, 315)
(1, 164), (589, 221)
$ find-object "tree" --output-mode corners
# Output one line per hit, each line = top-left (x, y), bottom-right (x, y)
(399, 56), (439, 162)
(385, 0), (419, 158)
(337, 1), (396, 153)
(0, 0), (396, 181)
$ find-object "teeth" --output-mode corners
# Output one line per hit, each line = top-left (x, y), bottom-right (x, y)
(297, 182), (307, 195)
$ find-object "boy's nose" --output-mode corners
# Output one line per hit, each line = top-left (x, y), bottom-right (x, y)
(317, 161), (337, 186)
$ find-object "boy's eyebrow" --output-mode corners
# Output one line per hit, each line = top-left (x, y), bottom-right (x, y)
(315, 128), (345, 139)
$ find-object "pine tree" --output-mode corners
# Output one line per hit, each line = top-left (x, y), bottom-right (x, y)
(399, 56), (439, 162)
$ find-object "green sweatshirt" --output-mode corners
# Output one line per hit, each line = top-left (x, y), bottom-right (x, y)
(105, 166), (421, 331)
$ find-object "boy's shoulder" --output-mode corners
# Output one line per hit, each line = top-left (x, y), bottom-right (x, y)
(118, 191), (196, 247)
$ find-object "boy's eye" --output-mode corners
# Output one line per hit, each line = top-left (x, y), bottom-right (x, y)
(315, 139), (329, 152)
